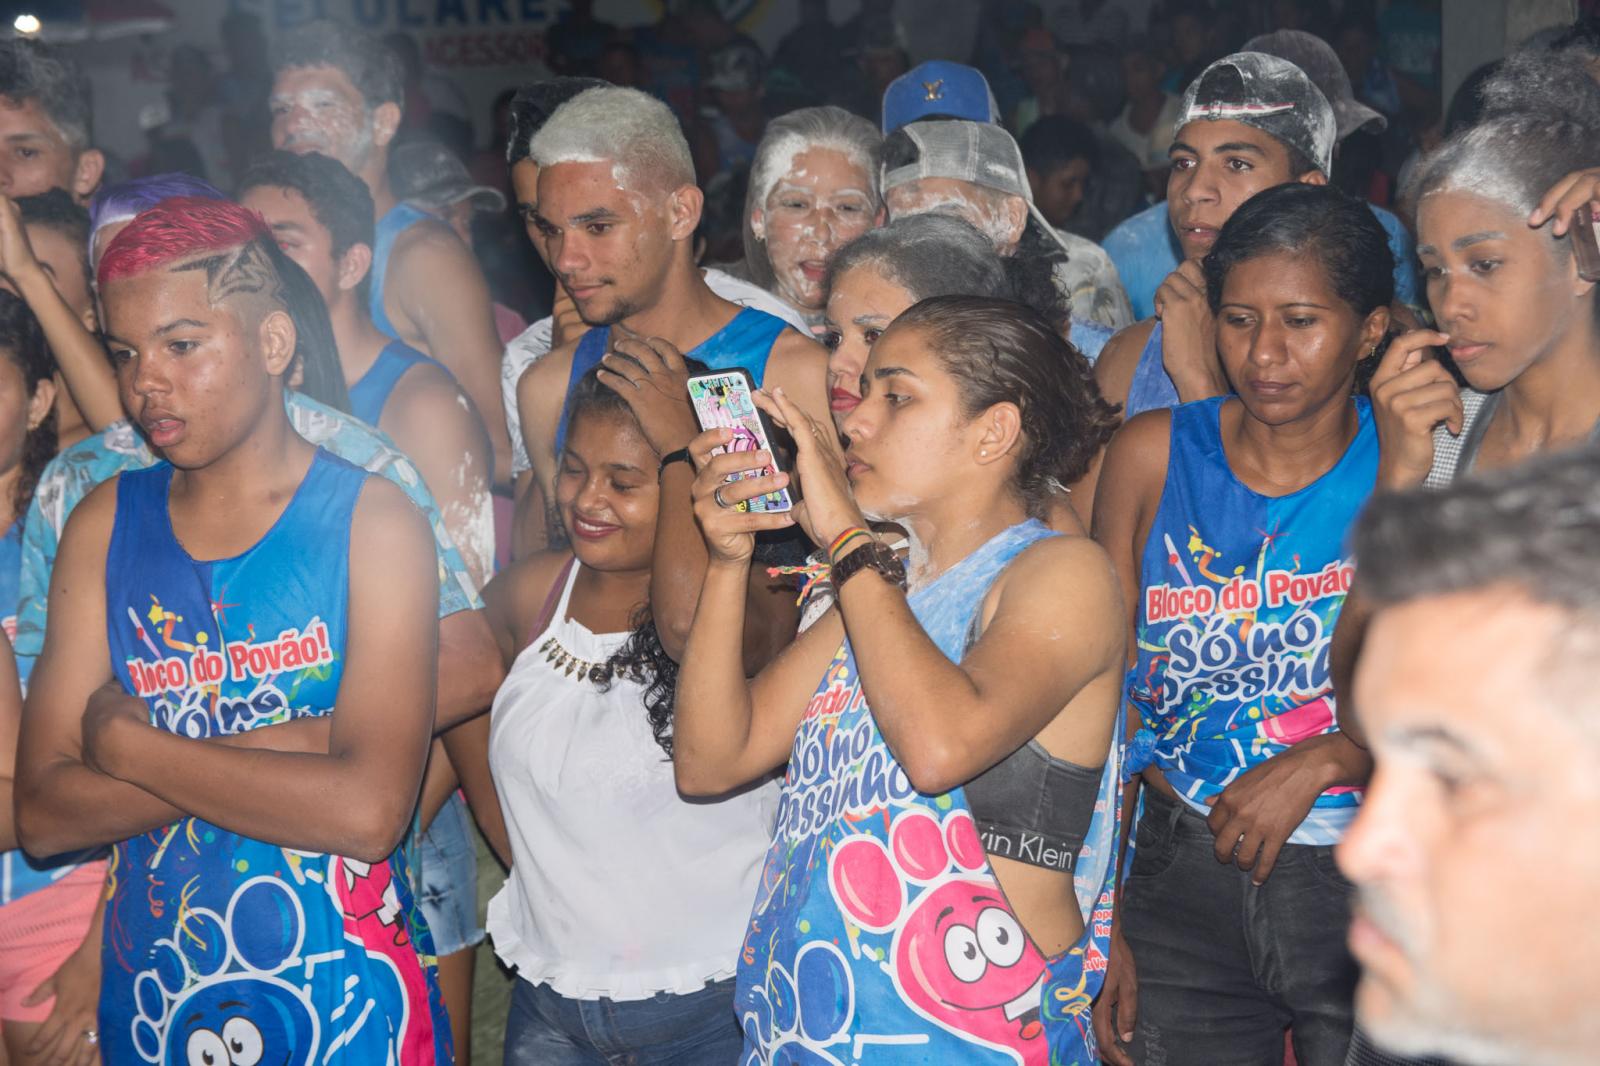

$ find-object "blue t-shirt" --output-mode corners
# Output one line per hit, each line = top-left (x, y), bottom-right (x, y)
(1127, 397), (1376, 844)
(100, 449), (449, 1064)
(738, 521), (1123, 1065)
(1102, 199), (1420, 322)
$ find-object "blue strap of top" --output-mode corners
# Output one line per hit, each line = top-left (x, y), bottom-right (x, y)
(908, 519), (1056, 660)
(347, 340), (442, 426)
(553, 307), (790, 458)
(1125, 320), (1180, 419)
(368, 202), (432, 341)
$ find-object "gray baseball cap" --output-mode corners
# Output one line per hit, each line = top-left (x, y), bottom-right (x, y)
(391, 140), (506, 214)
(1244, 30), (1386, 141)
(1177, 51), (1337, 175)
(881, 119), (1070, 255)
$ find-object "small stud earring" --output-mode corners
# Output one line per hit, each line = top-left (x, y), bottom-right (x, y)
(980, 449), (988, 457)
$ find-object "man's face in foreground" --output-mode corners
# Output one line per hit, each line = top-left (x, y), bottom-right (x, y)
(1339, 591), (1600, 1066)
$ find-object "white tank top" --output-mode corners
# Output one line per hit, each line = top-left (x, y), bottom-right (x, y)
(486, 561), (777, 1000)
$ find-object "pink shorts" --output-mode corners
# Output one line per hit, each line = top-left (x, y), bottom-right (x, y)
(0, 862), (106, 1024)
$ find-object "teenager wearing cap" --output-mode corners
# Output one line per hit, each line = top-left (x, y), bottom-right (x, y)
(270, 21), (513, 485)
(881, 116), (1133, 335)
(1098, 40), (1420, 337)
(1095, 51), (1348, 422)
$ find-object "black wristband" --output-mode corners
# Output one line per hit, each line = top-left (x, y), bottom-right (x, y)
(658, 447), (692, 475)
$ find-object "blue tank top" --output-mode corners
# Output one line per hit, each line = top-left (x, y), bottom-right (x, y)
(348, 340), (446, 427)
(1128, 397), (1376, 844)
(1125, 320), (1181, 419)
(369, 202), (432, 342)
(100, 450), (449, 1064)
(737, 520), (1123, 1065)
(554, 306), (789, 458)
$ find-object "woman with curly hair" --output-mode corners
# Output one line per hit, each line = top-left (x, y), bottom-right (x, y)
(480, 364), (780, 1064)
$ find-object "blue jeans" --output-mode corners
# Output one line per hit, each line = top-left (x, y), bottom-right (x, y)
(503, 975), (742, 1066)
(1121, 789), (1358, 1066)
(415, 794), (484, 955)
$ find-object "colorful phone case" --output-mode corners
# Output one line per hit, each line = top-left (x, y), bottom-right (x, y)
(686, 370), (794, 513)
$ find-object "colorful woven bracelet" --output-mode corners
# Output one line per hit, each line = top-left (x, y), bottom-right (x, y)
(828, 527), (872, 564)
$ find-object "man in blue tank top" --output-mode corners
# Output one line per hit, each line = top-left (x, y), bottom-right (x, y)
(14, 199), (452, 1063)
(1094, 52), (1343, 421)
(519, 85), (830, 639)
(240, 150), (495, 589)
(270, 20), (512, 484)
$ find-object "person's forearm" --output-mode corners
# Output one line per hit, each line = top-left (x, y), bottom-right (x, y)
(17, 717), (334, 854)
(650, 464), (711, 659)
(101, 721), (423, 863)
(441, 715), (510, 867)
(834, 567), (990, 793)
(1169, 360), (1229, 403)
(672, 557), (763, 792)
(1288, 729), (1372, 790)
(436, 609), (505, 731)
(1111, 776), (1141, 917)
(418, 738), (459, 831)
(15, 269), (121, 431)
(420, 315), (513, 489)
(1331, 589), (1372, 748)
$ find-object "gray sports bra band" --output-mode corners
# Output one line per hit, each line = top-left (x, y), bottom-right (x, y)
(958, 596), (1105, 873)
(965, 741), (1103, 872)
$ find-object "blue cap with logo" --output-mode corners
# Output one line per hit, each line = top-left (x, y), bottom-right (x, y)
(881, 60), (1001, 134)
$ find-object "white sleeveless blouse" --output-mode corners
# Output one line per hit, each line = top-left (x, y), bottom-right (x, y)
(486, 562), (777, 1000)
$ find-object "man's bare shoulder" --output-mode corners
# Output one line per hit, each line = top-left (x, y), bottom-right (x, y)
(1095, 317), (1158, 413)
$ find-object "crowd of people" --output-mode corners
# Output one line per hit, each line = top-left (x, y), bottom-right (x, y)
(0, 2), (1595, 1065)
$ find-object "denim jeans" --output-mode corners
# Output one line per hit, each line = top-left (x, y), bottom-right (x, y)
(503, 975), (742, 1066)
(1121, 789), (1358, 1066)
(415, 793), (484, 955)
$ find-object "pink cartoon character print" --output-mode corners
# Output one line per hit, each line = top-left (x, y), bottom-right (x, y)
(828, 808), (1049, 1063)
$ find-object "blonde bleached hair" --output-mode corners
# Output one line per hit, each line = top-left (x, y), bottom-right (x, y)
(529, 86), (695, 195)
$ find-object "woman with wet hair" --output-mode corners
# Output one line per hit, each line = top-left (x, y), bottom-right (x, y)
(739, 106), (885, 333)
(674, 295), (1124, 1063)
(1093, 181), (1394, 1066)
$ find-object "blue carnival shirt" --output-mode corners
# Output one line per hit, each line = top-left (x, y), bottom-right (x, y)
(100, 449), (449, 1064)
(1, 393), (481, 909)
(1102, 200), (1419, 322)
(1127, 397), (1376, 844)
(14, 392), (480, 682)
(738, 521), (1123, 1066)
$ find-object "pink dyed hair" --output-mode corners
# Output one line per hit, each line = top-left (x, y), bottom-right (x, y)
(96, 196), (272, 288)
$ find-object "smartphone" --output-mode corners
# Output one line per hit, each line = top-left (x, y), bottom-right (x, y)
(1574, 204), (1600, 282)
(686, 369), (794, 513)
